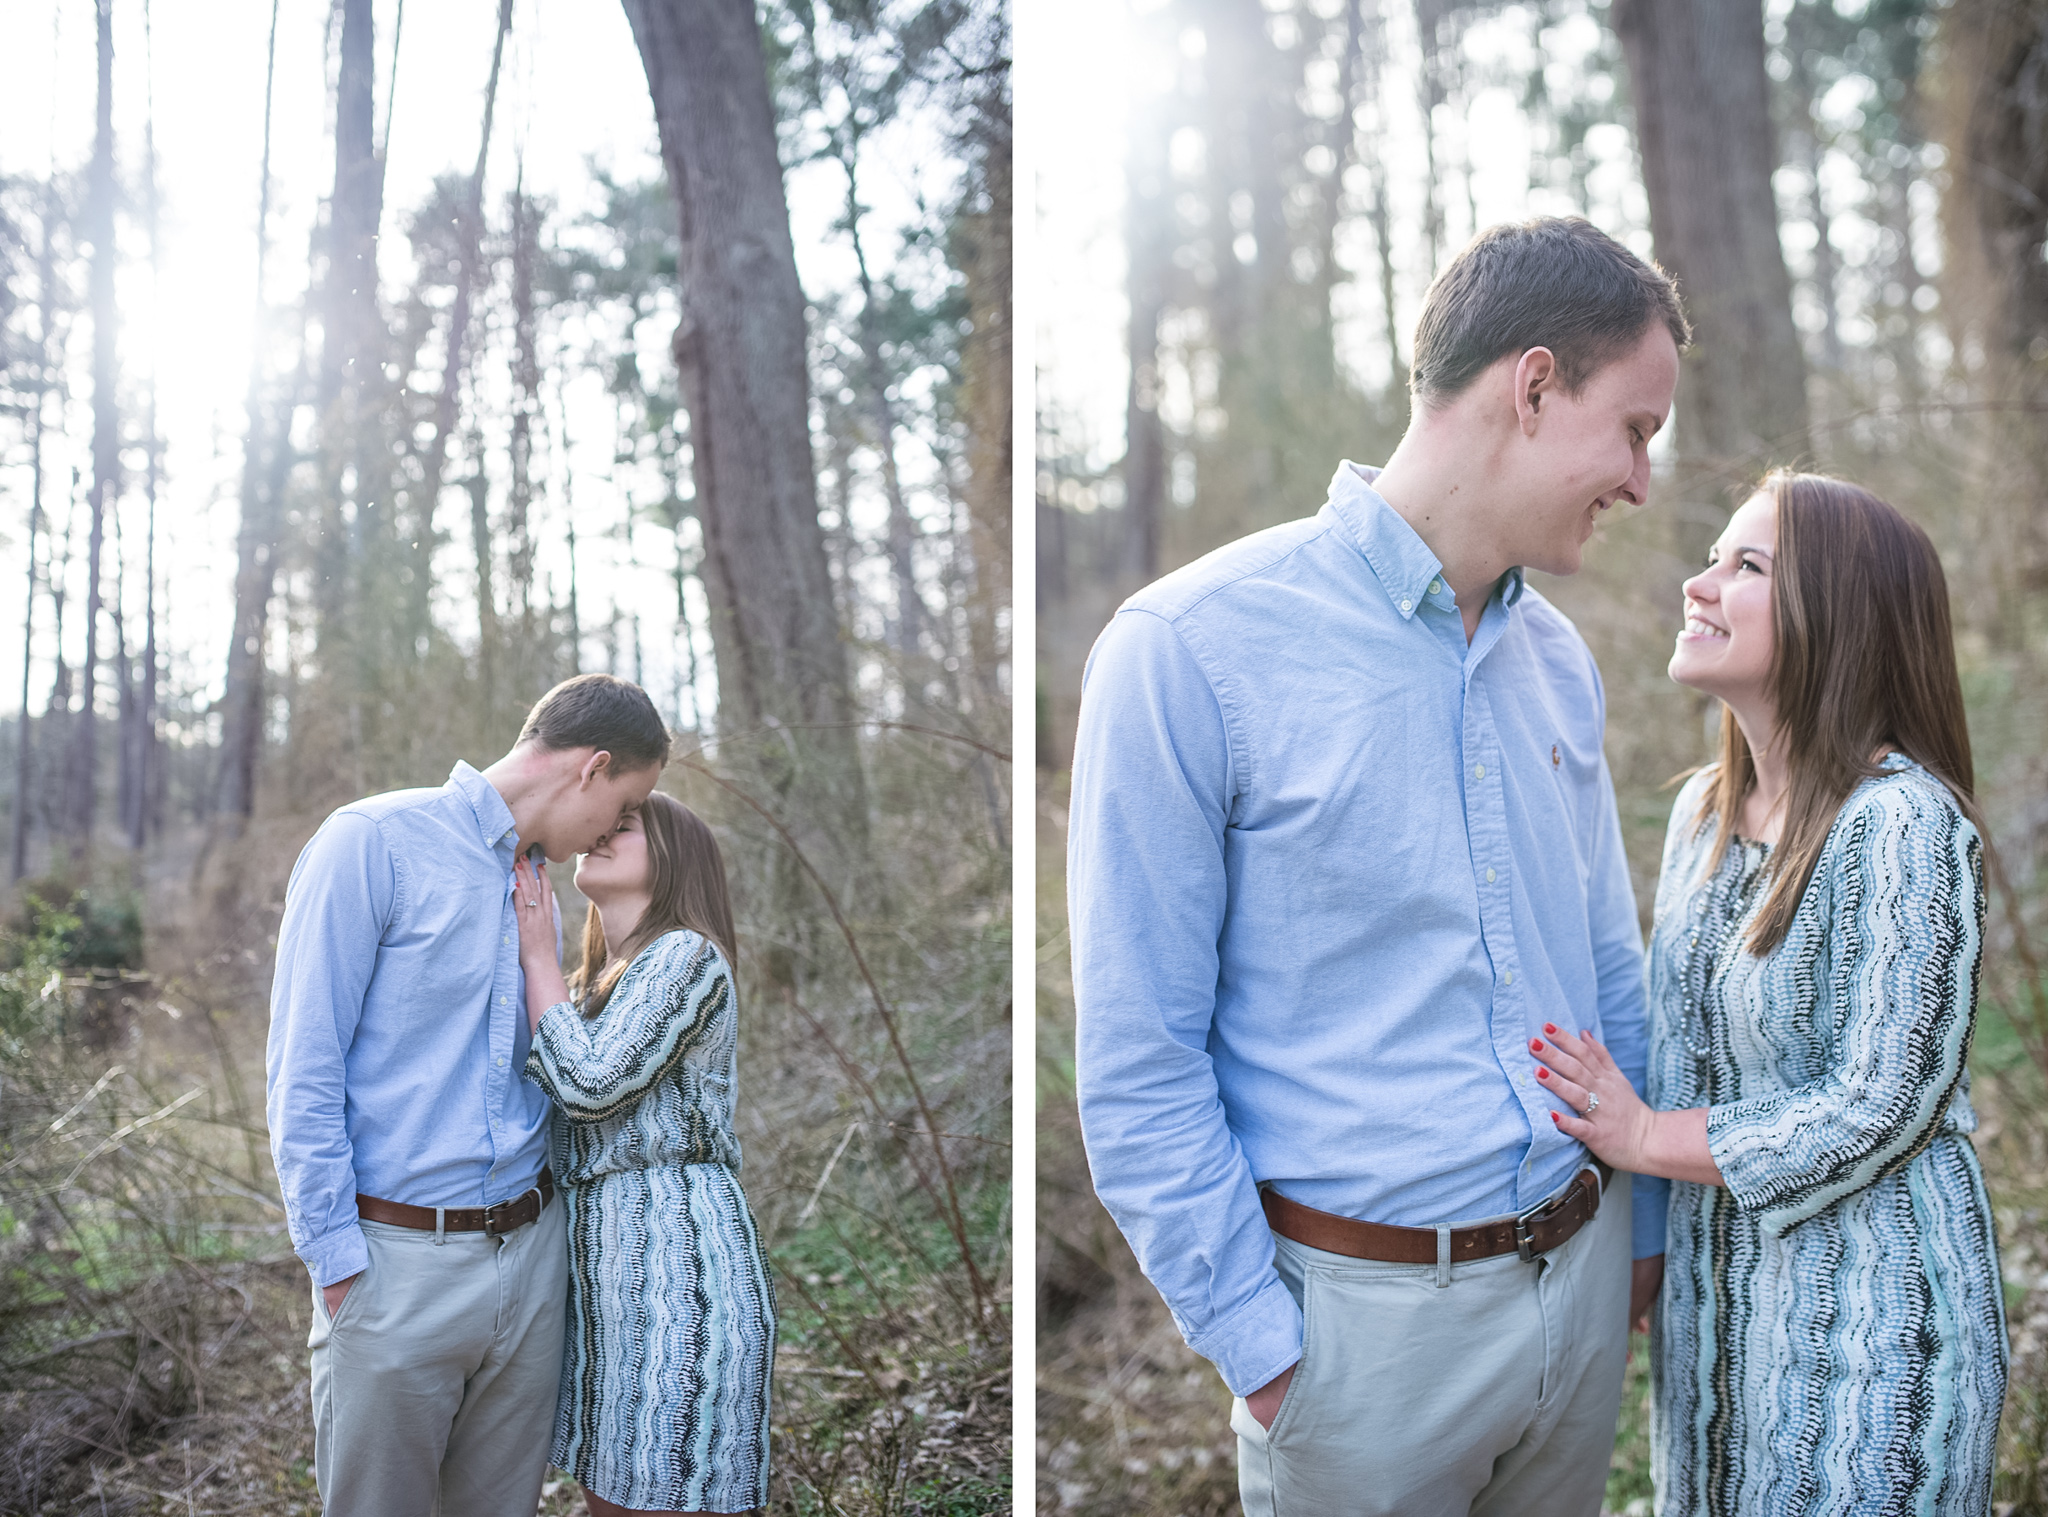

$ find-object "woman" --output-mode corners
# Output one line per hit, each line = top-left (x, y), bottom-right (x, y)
(1530, 472), (2005, 1514)
(511, 792), (775, 1517)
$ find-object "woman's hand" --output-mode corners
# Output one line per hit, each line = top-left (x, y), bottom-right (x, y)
(1532, 1024), (1726, 1187)
(513, 854), (571, 1032)
(511, 854), (557, 968)
(1531, 1024), (1658, 1173)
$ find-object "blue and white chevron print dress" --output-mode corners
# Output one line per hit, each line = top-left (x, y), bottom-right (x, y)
(525, 929), (775, 1513)
(1646, 758), (2005, 1516)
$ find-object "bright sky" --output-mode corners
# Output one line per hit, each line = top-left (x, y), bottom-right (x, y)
(0, 0), (960, 746)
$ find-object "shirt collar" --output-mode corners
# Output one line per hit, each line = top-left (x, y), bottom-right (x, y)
(1324, 460), (1526, 620)
(448, 761), (520, 856)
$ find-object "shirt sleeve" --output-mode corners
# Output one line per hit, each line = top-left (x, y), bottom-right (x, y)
(523, 932), (727, 1122)
(1706, 781), (1982, 1236)
(265, 811), (395, 1288)
(1069, 608), (1300, 1398)
(1581, 669), (1665, 1258)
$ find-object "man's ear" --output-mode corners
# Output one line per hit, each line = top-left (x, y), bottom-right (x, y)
(1514, 347), (1558, 436)
(577, 749), (614, 788)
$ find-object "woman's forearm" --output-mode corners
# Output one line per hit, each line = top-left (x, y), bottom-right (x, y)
(523, 958), (570, 1033)
(1638, 1107), (1727, 1187)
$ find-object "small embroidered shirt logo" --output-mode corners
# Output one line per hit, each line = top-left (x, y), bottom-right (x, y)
(1552, 745), (1561, 768)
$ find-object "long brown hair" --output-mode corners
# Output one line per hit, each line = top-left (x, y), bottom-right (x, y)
(1697, 471), (1982, 955)
(571, 791), (738, 1017)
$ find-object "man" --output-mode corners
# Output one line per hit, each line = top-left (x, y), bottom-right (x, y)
(266, 673), (669, 1517)
(1069, 217), (1689, 1516)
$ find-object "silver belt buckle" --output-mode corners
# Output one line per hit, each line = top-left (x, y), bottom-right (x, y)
(480, 1183), (538, 1238)
(1513, 1165), (1599, 1263)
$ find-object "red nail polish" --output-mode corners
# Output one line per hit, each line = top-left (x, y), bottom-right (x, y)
(1544, 1024), (1558, 1035)
(1537, 1068), (1549, 1080)
(1550, 1111), (1561, 1123)
(1530, 1038), (1543, 1051)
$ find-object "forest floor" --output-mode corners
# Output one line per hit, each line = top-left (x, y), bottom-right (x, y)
(1036, 775), (2048, 1517)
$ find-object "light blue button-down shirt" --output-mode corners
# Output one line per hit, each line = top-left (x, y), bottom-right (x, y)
(1069, 462), (1665, 1396)
(266, 761), (551, 1287)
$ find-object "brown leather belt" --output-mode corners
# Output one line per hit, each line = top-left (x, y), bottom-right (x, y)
(1262, 1160), (1612, 1266)
(357, 1168), (555, 1238)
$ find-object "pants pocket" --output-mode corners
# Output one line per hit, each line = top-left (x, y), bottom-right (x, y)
(308, 1266), (370, 1350)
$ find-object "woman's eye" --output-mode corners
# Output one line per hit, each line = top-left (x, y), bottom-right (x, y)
(1738, 556), (1763, 573)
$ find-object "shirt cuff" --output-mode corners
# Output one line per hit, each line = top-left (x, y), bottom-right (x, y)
(301, 1222), (370, 1289)
(1182, 1270), (1305, 1399)
(1630, 1173), (1669, 1258)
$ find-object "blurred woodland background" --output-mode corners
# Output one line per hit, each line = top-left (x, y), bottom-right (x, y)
(0, 0), (1011, 1513)
(1034, 0), (2048, 1512)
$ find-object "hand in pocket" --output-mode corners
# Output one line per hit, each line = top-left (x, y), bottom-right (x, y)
(323, 1272), (361, 1318)
(1247, 1361), (1298, 1431)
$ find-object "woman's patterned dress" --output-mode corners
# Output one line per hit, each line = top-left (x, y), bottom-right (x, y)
(1646, 758), (2005, 1517)
(524, 929), (775, 1513)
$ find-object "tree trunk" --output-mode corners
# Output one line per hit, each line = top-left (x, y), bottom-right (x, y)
(954, 54), (1010, 726)
(840, 154), (932, 663)
(1306, 0), (1369, 388)
(13, 186), (61, 882)
(1613, 0), (1811, 508)
(507, 170), (540, 628)
(1124, 61), (1170, 583)
(1416, 0), (1452, 270)
(1368, 141), (1404, 393)
(1935, 0), (2048, 636)
(131, 440), (157, 851)
(620, 0), (863, 800)
(468, 463), (499, 713)
(416, 0), (514, 658)
(113, 495), (136, 844)
(11, 467), (36, 883)
(71, 0), (118, 850)
(1784, 41), (1843, 374)
(128, 40), (163, 854)
(310, 0), (388, 774)
(46, 495), (75, 768)
(215, 0), (289, 833)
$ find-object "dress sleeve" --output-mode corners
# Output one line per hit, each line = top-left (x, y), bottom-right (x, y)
(1705, 778), (1983, 1236)
(523, 931), (730, 1122)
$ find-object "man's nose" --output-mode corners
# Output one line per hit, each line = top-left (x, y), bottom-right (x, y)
(1619, 451), (1652, 507)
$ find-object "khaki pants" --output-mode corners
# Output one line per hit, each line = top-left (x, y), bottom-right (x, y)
(1233, 1173), (1633, 1517)
(308, 1192), (569, 1517)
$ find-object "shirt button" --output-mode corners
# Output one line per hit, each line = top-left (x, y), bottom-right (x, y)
(1400, 597), (1413, 612)
(1430, 579), (1442, 595)
(503, 936), (510, 946)
(1475, 763), (1486, 779)
(496, 1057), (505, 1068)
(1486, 867), (1497, 883)
(499, 996), (507, 1005)
(1504, 970), (1514, 985)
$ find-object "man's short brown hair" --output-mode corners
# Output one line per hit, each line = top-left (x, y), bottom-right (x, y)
(517, 674), (670, 773)
(1408, 217), (1691, 409)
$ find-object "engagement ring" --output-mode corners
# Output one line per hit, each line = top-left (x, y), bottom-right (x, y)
(1582, 1092), (1600, 1117)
